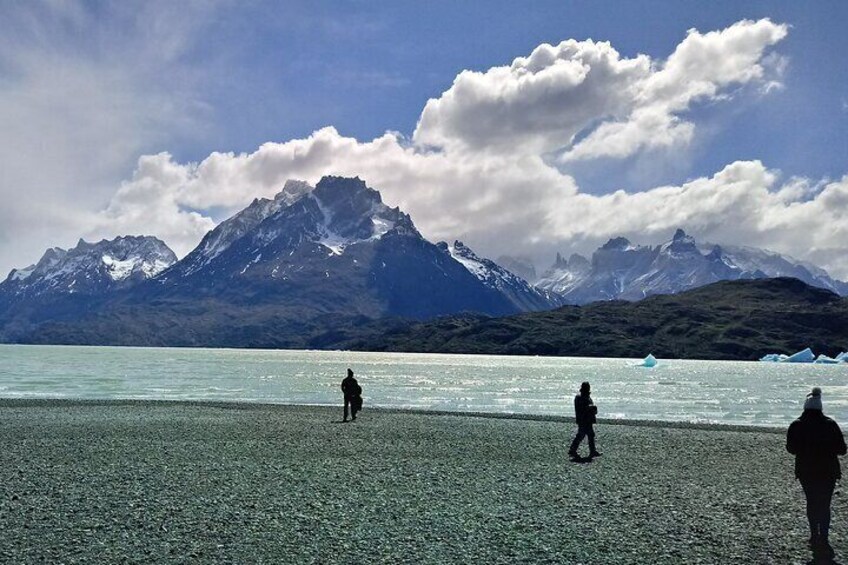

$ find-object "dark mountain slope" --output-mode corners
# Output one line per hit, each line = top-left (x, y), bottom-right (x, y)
(339, 278), (848, 360)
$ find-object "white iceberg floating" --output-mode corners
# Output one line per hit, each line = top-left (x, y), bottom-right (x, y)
(635, 354), (658, 368)
(779, 348), (815, 363)
(759, 353), (787, 363)
(815, 354), (842, 365)
(836, 352), (848, 362)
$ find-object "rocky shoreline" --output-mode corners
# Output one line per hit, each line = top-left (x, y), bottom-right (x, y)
(0, 400), (836, 563)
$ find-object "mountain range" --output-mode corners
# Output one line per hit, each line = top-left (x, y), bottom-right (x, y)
(0, 177), (553, 347)
(1, 175), (845, 354)
(530, 229), (848, 304)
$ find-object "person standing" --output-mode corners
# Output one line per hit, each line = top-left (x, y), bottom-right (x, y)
(786, 387), (847, 552)
(569, 381), (601, 458)
(341, 368), (359, 422)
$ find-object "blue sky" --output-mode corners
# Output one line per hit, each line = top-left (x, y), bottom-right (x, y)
(1, 1), (847, 278)
(164, 1), (848, 185)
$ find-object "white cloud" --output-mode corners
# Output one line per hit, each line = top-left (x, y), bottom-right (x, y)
(5, 14), (848, 285)
(0, 1), (218, 273)
(413, 18), (787, 163)
(101, 129), (848, 280)
(413, 38), (651, 155)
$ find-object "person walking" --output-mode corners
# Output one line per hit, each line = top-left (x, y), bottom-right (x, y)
(341, 368), (360, 422)
(569, 381), (601, 459)
(786, 387), (847, 553)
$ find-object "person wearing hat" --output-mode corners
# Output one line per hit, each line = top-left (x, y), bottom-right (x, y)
(568, 381), (601, 459)
(786, 387), (847, 552)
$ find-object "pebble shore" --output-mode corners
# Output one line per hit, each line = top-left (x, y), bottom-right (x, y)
(0, 400), (837, 563)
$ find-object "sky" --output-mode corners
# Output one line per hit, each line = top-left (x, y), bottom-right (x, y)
(1, 1), (847, 278)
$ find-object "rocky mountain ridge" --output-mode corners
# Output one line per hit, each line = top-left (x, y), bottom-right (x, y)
(0, 177), (557, 346)
(534, 229), (848, 304)
(1, 235), (176, 299)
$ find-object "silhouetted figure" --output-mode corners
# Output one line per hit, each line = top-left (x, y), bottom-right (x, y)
(569, 381), (600, 459)
(341, 368), (361, 422)
(787, 387), (846, 556)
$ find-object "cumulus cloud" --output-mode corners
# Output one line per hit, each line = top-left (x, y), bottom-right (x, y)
(6, 15), (848, 284)
(414, 18), (787, 162)
(102, 128), (848, 279)
(96, 128), (574, 257)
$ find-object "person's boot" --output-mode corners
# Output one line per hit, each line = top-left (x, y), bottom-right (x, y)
(568, 438), (580, 458)
(588, 438), (601, 457)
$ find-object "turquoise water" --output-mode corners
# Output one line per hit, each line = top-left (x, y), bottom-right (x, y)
(1, 344), (847, 427)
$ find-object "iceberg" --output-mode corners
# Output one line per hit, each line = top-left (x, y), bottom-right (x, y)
(759, 353), (786, 363)
(779, 348), (815, 363)
(815, 354), (842, 365)
(635, 354), (658, 368)
(836, 352), (848, 362)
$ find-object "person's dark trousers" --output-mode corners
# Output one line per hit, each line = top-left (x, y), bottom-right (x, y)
(569, 423), (596, 454)
(801, 479), (836, 543)
(344, 397), (353, 421)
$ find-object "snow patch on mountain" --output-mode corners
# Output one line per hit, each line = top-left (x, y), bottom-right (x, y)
(447, 242), (489, 280)
(9, 265), (35, 281)
(443, 240), (559, 311)
(1, 236), (177, 296)
(187, 179), (314, 272)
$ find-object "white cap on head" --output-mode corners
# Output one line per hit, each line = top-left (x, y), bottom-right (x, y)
(804, 387), (823, 411)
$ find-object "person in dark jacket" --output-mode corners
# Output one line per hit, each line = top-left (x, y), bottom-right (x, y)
(341, 368), (360, 422)
(569, 381), (600, 458)
(786, 387), (847, 550)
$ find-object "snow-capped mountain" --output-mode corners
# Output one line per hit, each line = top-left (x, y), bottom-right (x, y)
(536, 229), (848, 304)
(713, 244), (848, 296)
(1, 177), (560, 347)
(1, 236), (176, 298)
(440, 241), (558, 311)
(534, 252), (591, 296)
(151, 176), (545, 320)
(173, 179), (312, 276)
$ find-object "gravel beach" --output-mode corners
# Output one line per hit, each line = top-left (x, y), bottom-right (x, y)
(0, 400), (837, 564)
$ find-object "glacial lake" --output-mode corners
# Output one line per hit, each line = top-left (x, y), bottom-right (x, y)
(1, 344), (847, 427)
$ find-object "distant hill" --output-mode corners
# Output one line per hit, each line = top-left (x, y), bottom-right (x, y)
(337, 278), (848, 361)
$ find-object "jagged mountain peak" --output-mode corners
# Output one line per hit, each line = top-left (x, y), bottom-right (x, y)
(535, 228), (847, 304)
(277, 179), (312, 203)
(705, 245), (724, 261)
(2, 235), (176, 296)
(601, 236), (633, 251)
(672, 228), (689, 241)
(662, 228), (699, 255)
(441, 240), (557, 311)
(174, 175), (423, 282)
(180, 179), (318, 273)
(553, 252), (568, 269)
(308, 176), (416, 243)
